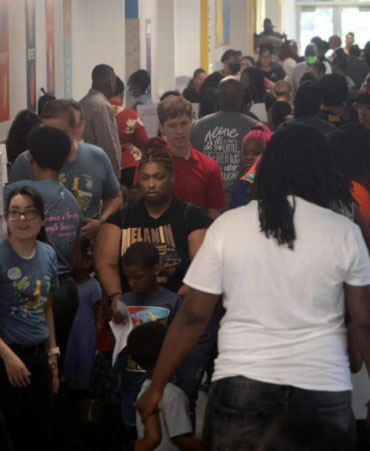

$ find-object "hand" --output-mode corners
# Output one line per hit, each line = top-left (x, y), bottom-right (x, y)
(4, 352), (31, 388)
(51, 368), (59, 395)
(135, 382), (163, 423)
(81, 218), (102, 239)
(111, 297), (128, 325)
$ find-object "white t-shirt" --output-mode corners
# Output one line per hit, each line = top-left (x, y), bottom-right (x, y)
(184, 197), (370, 392)
(136, 380), (192, 451)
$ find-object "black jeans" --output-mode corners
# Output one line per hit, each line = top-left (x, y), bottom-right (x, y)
(202, 376), (355, 451)
(0, 345), (52, 451)
(52, 276), (79, 376)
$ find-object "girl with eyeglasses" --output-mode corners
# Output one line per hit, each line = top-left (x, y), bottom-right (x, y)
(0, 186), (59, 450)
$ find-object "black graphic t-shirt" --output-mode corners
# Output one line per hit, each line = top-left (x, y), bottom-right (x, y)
(106, 197), (212, 292)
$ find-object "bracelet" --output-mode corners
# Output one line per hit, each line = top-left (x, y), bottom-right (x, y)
(48, 346), (60, 357)
(49, 362), (58, 370)
(108, 292), (122, 306)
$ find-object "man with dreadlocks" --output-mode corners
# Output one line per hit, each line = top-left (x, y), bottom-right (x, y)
(136, 125), (370, 450)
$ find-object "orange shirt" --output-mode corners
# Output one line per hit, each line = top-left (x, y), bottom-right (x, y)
(352, 181), (370, 225)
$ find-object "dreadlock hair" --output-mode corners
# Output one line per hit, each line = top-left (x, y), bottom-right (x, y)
(254, 125), (353, 250)
(138, 137), (173, 173)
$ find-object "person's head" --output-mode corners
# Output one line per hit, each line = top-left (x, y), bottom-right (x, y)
(329, 35), (342, 50)
(257, 413), (350, 451)
(364, 41), (370, 66)
(109, 76), (125, 106)
(192, 68), (206, 91)
(159, 90), (181, 102)
(241, 67), (265, 102)
(272, 101), (292, 129)
(254, 125), (352, 249)
(332, 56), (347, 75)
(199, 87), (219, 118)
(126, 321), (167, 372)
(327, 124), (370, 181)
(37, 91), (56, 117)
(274, 80), (292, 102)
(345, 32), (354, 48)
(319, 74), (348, 106)
(310, 36), (325, 57)
(5, 110), (41, 164)
(66, 399), (123, 451)
(349, 44), (360, 58)
(294, 81), (322, 117)
(27, 126), (71, 174)
(240, 56), (255, 72)
(241, 124), (272, 172)
(356, 76), (370, 129)
(221, 49), (241, 75)
(218, 76), (243, 112)
(72, 239), (94, 281)
(278, 41), (298, 62)
(259, 44), (273, 68)
(309, 61), (326, 81)
(91, 64), (116, 98)
(138, 137), (174, 205)
(5, 187), (46, 243)
(122, 242), (160, 293)
(304, 44), (318, 66)
(128, 69), (151, 97)
(40, 99), (76, 144)
(263, 18), (273, 33)
(157, 96), (192, 153)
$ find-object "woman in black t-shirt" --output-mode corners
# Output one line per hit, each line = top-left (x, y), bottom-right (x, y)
(94, 138), (213, 423)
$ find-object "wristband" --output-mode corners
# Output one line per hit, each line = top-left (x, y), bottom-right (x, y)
(48, 346), (60, 357)
(108, 292), (122, 306)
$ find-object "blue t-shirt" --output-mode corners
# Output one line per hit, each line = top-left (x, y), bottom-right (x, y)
(120, 287), (182, 393)
(4, 179), (83, 275)
(9, 142), (120, 218)
(0, 240), (59, 345)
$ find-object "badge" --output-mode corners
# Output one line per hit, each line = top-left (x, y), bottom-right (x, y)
(7, 267), (22, 281)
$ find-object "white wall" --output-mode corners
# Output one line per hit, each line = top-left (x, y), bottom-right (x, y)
(208, 0), (249, 72)
(174, 0), (200, 79)
(281, 0), (297, 41)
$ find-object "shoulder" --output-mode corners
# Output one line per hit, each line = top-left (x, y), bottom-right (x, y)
(78, 141), (106, 157)
(36, 241), (58, 261)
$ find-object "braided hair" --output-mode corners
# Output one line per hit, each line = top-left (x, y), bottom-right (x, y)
(138, 137), (173, 173)
(254, 125), (353, 249)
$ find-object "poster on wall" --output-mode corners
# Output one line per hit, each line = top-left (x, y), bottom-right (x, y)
(216, 0), (230, 47)
(45, 0), (55, 95)
(145, 19), (152, 95)
(0, 0), (9, 122)
(25, 0), (36, 112)
(63, 0), (72, 98)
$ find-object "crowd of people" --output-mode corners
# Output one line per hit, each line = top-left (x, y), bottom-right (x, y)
(1, 18), (370, 451)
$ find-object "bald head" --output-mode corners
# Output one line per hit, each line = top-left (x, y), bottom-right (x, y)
(219, 76), (243, 112)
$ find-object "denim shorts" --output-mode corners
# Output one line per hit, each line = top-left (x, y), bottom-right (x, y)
(202, 376), (354, 451)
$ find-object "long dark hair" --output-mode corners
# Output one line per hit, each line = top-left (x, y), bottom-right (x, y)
(254, 125), (353, 249)
(6, 186), (48, 242)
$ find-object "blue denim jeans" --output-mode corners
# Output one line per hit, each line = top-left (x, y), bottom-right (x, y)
(202, 376), (355, 451)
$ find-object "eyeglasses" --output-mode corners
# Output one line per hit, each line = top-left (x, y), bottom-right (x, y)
(6, 208), (39, 220)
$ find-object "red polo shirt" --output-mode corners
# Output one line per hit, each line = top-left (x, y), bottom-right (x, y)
(134, 144), (225, 211)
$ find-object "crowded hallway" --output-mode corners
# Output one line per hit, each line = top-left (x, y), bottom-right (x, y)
(0, 1), (370, 450)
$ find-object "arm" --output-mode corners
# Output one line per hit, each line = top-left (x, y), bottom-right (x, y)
(136, 288), (220, 421)
(94, 223), (125, 323)
(44, 296), (59, 394)
(354, 206), (370, 253)
(347, 322), (362, 373)
(172, 435), (201, 451)
(81, 191), (123, 239)
(344, 283), (370, 376)
(135, 411), (161, 451)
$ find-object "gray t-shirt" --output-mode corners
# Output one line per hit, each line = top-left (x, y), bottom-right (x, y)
(136, 379), (192, 450)
(4, 179), (83, 275)
(9, 141), (120, 219)
(190, 112), (257, 206)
